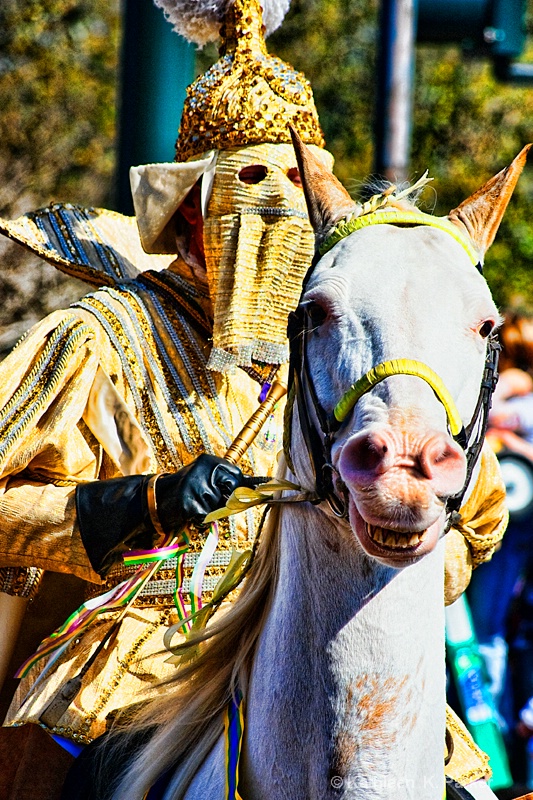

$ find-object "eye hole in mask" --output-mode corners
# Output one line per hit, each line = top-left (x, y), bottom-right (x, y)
(287, 167), (302, 188)
(238, 165), (268, 184)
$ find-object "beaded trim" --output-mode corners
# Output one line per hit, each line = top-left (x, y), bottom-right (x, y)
(0, 567), (44, 600)
(84, 550), (235, 607)
(240, 207), (308, 218)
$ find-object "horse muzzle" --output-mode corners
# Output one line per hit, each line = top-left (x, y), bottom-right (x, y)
(348, 501), (447, 566)
(337, 423), (467, 565)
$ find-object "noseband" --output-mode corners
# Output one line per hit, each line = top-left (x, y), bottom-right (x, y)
(286, 209), (500, 521)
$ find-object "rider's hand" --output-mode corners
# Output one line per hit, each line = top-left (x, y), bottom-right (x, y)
(155, 454), (248, 531)
(76, 455), (259, 576)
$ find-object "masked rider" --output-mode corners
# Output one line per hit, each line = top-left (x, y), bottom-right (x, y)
(0, 0), (332, 783)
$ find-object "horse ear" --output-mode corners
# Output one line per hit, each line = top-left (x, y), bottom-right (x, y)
(448, 144), (531, 257)
(289, 125), (358, 247)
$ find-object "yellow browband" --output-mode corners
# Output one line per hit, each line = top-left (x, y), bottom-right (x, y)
(333, 358), (464, 438)
(319, 208), (481, 267)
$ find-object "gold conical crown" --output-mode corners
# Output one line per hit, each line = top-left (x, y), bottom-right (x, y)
(175, 0), (325, 162)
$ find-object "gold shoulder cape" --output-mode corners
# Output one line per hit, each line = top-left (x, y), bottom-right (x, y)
(0, 203), (171, 288)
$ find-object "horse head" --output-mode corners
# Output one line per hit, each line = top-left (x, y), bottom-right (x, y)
(288, 128), (530, 569)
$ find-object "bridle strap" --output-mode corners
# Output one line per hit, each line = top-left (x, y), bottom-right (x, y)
(286, 205), (494, 519)
(287, 305), (345, 513)
(447, 332), (500, 513)
(334, 359), (465, 442)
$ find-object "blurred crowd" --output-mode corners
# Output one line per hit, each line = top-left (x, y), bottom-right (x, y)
(463, 311), (533, 790)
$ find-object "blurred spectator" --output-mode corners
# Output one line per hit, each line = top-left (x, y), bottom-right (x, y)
(468, 311), (533, 783)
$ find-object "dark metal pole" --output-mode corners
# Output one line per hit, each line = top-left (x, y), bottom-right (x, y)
(115, 0), (195, 214)
(374, 0), (417, 183)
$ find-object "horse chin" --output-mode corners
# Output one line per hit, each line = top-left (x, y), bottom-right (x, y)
(348, 499), (444, 568)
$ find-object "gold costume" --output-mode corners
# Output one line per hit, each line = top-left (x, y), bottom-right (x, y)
(0, 212), (284, 741)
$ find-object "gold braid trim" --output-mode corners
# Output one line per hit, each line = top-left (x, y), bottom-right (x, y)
(445, 706), (491, 785)
(77, 609), (172, 738)
(77, 294), (179, 471)
(444, 444), (508, 605)
(452, 444), (509, 568)
(0, 317), (94, 466)
(0, 567), (44, 600)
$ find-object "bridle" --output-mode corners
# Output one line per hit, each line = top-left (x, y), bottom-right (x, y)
(286, 208), (500, 523)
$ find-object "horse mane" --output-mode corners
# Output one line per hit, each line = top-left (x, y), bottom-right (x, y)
(354, 174), (435, 216)
(106, 502), (282, 800)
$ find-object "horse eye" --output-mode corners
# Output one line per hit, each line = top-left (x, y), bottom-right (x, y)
(306, 301), (328, 328)
(479, 320), (494, 339)
(238, 165), (268, 184)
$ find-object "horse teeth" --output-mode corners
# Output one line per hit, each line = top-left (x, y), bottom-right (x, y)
(364, 521), (425, 549)
(369, 525), (384, 544)
(397, 536), (413, 549)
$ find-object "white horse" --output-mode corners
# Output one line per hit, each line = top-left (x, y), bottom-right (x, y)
(99, 137), (530, 800)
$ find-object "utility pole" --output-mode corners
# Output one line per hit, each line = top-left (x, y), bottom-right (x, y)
(374, 0), (418, 182)
(116, 0), (195, 214)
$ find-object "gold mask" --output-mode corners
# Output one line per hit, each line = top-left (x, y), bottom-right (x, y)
(203, 142), (334, 372)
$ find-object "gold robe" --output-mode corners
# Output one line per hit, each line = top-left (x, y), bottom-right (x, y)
(0, 205), (284, 741)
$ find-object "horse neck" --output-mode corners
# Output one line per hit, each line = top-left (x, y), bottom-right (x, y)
(242, 502), (446, 800)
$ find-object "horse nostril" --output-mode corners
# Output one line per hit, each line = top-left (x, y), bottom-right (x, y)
(340, 431), (394, 484)
(418, 434), (466, 487)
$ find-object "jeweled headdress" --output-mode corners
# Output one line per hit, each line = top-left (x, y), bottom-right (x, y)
(172, 0), (325, 161)
(131, 0), (334, 373)
(132, 0), (327, 255)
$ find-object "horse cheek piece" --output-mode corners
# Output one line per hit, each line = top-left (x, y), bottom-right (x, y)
(288, 125), (530, 567)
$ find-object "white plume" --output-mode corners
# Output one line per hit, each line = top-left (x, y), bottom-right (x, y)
(153, 0), (291, 47)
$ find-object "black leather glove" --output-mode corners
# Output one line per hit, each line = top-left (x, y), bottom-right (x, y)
(76, 454), (256, 577)
(154, 454), (248, 530)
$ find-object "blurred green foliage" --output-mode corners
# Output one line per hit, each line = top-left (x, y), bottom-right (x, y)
(0, 0), (119, 209)
(0, 0), (119, 347)
(268, 0), (533, 311)
(1, 0), (533, 329)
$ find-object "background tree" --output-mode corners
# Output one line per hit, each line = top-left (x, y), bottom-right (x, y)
(0, 0), (119, 354)
(269, 0), (533, 312)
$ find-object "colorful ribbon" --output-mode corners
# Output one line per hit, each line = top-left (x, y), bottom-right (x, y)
(225, 692), (245, 800)
(15, 521), (229, 678)
(15, 531), (189, 679)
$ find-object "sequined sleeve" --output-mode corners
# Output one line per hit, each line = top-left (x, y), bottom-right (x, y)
(0, 310), (104, 585)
